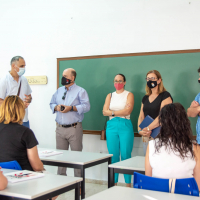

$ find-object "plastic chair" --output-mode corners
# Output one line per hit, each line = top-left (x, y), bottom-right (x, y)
(133, 172), (199, 196)
(0, 160), (22, 170)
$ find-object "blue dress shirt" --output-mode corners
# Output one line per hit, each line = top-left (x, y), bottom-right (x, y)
(195, 93), (200, 144)
(50, 83), (90, 125)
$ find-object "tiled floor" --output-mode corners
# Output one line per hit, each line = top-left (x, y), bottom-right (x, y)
(57, 182), (130, 200)
(57, 182), (108, 200)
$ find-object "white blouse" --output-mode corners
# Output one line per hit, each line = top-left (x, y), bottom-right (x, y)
(149, 139), (196, 179)
(109, 90), (130, 120)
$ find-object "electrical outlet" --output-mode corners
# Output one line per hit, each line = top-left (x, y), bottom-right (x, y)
(25, 76), (48, 85)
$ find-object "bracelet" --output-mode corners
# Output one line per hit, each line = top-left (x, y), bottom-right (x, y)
(71, 106), (73, 111)
(147, 126), (150, 131)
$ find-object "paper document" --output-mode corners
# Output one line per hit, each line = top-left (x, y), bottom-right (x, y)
(39, 150), (63, 157)
(5, 170), (44, 183)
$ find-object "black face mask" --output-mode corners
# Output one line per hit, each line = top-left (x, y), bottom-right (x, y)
(61, 76), (72, 86)
(198, 80), (200, 83)
(147, 80), (157, 89)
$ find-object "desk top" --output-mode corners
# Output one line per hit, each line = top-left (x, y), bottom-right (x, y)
(85, 186), (199, 200)
(39, 147), (112, 165)
(109, 156), (145, 171)
(0, 171), (82, 199)
(2, 168), (18, 174)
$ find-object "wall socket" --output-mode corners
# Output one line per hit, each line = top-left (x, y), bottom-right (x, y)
(25, 76), (48, 85)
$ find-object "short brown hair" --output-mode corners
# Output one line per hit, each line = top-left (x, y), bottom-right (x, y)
(0, 96), (25, 125)
(145, 70), (166, 96)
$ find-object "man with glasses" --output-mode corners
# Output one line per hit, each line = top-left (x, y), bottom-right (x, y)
(0, 56), (32, 128)
(50, 68), (90, 178)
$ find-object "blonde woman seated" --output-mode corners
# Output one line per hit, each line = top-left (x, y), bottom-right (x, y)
(0, 96), (57, 199)
(0, 96), (44, 171)
(145, 103), (200, 189)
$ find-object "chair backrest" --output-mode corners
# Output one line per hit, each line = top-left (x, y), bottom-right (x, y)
(133, 172), (199, 197)
(0, 160), (22, 170)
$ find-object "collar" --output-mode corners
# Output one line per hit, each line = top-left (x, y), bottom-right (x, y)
(8, 71), (21, 82)
(67, 83), (76, 91)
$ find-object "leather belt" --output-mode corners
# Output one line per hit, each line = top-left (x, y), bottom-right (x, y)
(57, 123), (77, 128)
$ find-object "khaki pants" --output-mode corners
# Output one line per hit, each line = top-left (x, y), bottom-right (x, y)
(56, 122), (83, 177)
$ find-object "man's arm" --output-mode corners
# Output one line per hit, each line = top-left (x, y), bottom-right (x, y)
(50, 90), (59, 114)
(187, 101), (200, 117)
(0, 77), (7, 106)
(75, 89), (90, 115)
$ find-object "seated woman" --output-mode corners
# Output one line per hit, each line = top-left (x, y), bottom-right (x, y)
(0, 95), (44, 171)
(0, 167), (7, 190)
(145, 103), (200, 189)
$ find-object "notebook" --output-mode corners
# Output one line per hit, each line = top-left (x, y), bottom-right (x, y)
(139, 115), (161, 138)
(5, 170), (44, 183)
(39, 150), (63, 157)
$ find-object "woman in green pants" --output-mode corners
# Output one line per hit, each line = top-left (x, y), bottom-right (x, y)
(103, 74), (134, 187)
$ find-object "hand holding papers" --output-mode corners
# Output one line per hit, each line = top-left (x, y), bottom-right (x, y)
(139, 115), (161, 138)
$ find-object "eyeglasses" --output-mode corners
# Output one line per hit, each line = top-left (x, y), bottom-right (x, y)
(62, 92), (67, 100)
(145, 77), (158, 81)
(114, 80), (124, 83)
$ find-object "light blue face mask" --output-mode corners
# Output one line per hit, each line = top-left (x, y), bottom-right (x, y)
(16, 66), (25, 76)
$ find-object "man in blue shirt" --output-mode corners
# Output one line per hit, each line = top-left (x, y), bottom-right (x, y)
(187, 67), (200, 144)
(50, 68), (90, 177)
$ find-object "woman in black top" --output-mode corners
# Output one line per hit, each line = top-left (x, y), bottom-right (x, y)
(138, 70), (173, 156)
(0, 96), (44, 171)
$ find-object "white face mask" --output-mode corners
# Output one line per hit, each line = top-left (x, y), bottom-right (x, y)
(15, 66), (25, 76)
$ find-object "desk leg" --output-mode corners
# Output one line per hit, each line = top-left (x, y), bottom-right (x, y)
(108, 157), (111, 188)
(75, 182), (80, 200)
(110, 168), (114, 187)
(81, 166), (85, 199)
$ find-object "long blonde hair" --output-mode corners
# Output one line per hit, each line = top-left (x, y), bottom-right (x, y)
(0, 96), (25, 124)
(145, 70), (166, 96)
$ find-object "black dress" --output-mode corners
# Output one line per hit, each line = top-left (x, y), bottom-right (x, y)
(142, 91), (173, 119)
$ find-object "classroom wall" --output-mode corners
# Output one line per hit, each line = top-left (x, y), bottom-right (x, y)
(0, 0), (200, 182)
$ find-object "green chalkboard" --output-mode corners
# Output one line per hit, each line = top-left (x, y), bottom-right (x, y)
(58, 52), (200, 135)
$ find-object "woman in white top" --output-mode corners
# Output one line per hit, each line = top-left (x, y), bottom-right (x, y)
(145, 103), (200, 189)
(103, 74), (134, 187)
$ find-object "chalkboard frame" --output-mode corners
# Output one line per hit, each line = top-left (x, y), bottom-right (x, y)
(57, 49), (200, 139)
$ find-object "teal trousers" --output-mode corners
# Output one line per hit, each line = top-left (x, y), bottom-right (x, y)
(106, 117), (134, 184)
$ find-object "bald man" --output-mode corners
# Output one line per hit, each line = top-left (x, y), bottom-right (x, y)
(50, 68), (90, 177)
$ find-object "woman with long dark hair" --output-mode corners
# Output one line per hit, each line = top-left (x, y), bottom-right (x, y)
(145, 103), (200, 188)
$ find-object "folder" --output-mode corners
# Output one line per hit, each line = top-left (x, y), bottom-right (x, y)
(139, 115), (161, 138)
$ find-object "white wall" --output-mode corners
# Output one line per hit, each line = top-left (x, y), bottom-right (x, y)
(0, 0), (200, 182)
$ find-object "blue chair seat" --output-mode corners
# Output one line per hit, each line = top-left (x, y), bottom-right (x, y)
(0, 160), (22, 170)
(133, 172), (199, 197)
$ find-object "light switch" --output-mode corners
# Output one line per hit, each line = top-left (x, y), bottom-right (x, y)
(25, 76), (48, 85)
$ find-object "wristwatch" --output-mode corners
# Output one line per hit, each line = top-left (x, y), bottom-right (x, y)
(71, 106), (73, 111)
(112, 111), (115, 116)
(147, 126), (150, 131)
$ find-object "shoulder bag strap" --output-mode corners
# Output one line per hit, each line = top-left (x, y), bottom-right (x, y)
(17, 81), (22, 96)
